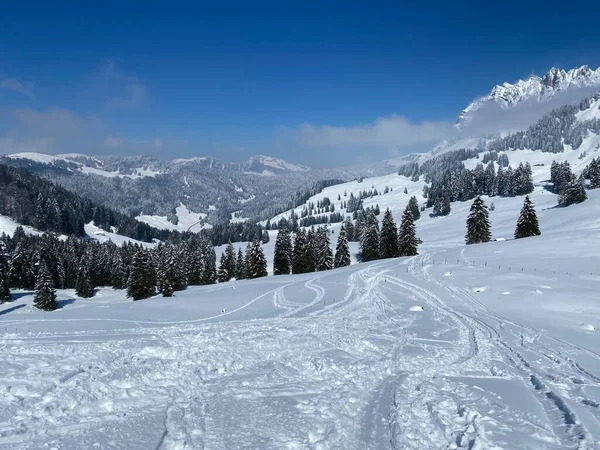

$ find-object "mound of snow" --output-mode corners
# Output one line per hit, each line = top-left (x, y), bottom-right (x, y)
(581, 324), (597, 332)
(409, 306), (424, 312)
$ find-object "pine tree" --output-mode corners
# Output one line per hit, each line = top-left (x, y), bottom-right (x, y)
(379, 209), (400, 258)
(514, 196), (541, 239)
(465, 196), (491, 245)
(218, 242), (237, 281)
(200, 241), (217, 285)
(560, 177), (587, 206)
(398, 207), (419, 256)
(247, 241), (268, 279)
(34, 259), (57, 311)
(217, 252), (229, 283)
(111, 253), (128, 290)
(75, 256), (94, 298)
(315, 226), (333, 271)
(127, 249), (156, 300)
(360, 211), (380, 262)
(162, 279), (174, 297)
(273, 227), (292, 275)
(407, 196), (421, 220)
(235, 248), (246, 279)
(334, 226), (351, 268)
(0, 240), (11, 302)
(433, 194), (451, 216)
(10, 242), (35, 289)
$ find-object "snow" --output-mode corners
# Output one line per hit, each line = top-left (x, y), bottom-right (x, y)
(250, 155), (309, 172)
(0, 215), (41, 237)
(4, 213), (600, 448)
(84, 222), (156, 247)
(7, 147), (600, 447)
(137, 203), (211, 232)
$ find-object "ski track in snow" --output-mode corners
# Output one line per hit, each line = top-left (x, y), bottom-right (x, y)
(3, 251), (600, 448)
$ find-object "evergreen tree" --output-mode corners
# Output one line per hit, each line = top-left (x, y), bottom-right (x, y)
(273, 227), (293, 275)
(34, 259), (57, 311)
(398, 207), (419, 256)
(200, 241), (217, 285)
(217, 252), (229, 283)
(560, 177), (587, 206)
(514, 196), (541, 239)
(127, 249), (156, 300)
(465, 196), (491, 245)
(0, 240), (11, 302)
(219, 242), (237, 281)
(407, 196), (421, 220)
(75, 256), (94, 298)
(379, 209), (400, 258)
(111, 253), (128, 289)
(433, 194), (451, 216)
(360, 211), (380, 262)
(247, 240), (268, 279)
(236, 248), (246, 279)
(315, 226), (333, 271)
(10, 241), (35, 289)
(334, 226), (351, 268)
(162, 279), (174, 297)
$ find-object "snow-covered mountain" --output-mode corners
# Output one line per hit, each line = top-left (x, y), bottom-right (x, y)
(457, 65), (600, 130)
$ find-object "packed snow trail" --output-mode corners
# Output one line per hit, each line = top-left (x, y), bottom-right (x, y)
(3, 246), (600, 448)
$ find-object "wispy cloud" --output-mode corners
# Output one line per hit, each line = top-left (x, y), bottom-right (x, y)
(0, 78), (34, 97)
(104, 136), (164, 152)
(101, 62), (147, 109)
(295, 115), (455, 149)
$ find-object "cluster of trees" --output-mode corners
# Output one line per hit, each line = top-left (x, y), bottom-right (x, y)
(482, 151), (510, 167)
(272, 226), (341, 275)
(488, 101), (600, 154)
(0, 163), (174, 242)
(464, 195), (540, 245)
(0, 226), (272, 308)
(425, 162), (534, 216)
(550, 161), (587, 206)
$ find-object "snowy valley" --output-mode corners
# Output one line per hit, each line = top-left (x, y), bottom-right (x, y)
(3, 65), (600, 449)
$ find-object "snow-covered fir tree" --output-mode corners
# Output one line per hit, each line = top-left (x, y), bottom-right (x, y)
(379, 209), (400, 258)
(162, 278), (174, 297)
(514, 195), (541, 239)
(334, 225), (351, 268)
(75, 255), (94, 298)
(0, 240), (11, 302)
(360, 211), (380, 262)
(273, 227), (293, 275)
(465, 196), (491, 245)
(398, 207), (418, 256)
(111, 253), (128, 290)
(292, 229), (315, 274)
(560, 177), (587, 206)
(127, 248), (156, 301)
(200, 240), (217, 285)
(236, 248), (246, 279)
(407, 196), (420, 220)
(246, 240), (268, 279)
(34, 259), (57, 311)
(10, 240), (35, 289)
(433, 194), (451, 216)
(217, 242), (237, 282)
(315, 226), (333, 271)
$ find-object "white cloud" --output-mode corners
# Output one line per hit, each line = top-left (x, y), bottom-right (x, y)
(11, 108), (103, 138)
(0, 136), (54, 155)
(101, 62), (147, 109)
(104, 136), (122, 149)
(293, 115), (455, 149)
(0, 78), (34, 97)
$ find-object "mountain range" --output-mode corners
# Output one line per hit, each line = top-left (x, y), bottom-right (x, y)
(2, 64), (600, 230)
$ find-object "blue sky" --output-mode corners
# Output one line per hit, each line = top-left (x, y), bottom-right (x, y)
(0, 2), (599, 167)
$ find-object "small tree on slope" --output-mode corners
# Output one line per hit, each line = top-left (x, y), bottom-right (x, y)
(398, 208), (419, 256)
(407, 196), (421, 220)
(34, 260), (58, 311)
(75, 256), (94, 298)
(465, 196), (491, 245)
(0, 240), (11, 303)
(334, 226), (351, 268)
(315, 226), (333, 271)
(379, 209), (400, 258)
(273, 227), (292, 275)
(127, 249), (156, 301)
(247, 240), (268, 279)
(514, 195), (540, 239)
(360, 211), (380, 262)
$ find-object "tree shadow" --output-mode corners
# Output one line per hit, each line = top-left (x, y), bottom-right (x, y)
(0, 304), (26, 316)
(57, 298), (77, 309)
(8, 291), (33, 301)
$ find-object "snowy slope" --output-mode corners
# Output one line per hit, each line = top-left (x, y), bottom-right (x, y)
(4, 193), (600, 447)
(136, 203), (212, 232)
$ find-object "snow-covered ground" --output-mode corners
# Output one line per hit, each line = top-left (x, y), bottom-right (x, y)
(3, 188), (600, 448)
(136, 204), (212, 233)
